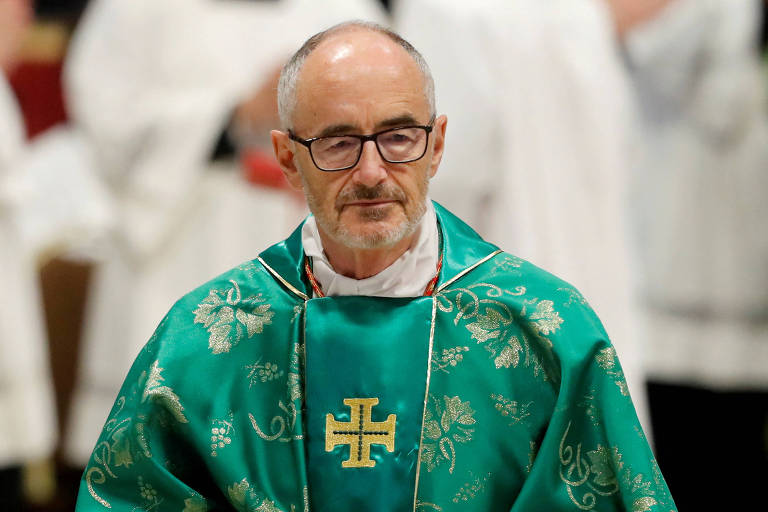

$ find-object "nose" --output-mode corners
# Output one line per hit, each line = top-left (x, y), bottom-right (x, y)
(352, 140), (387, 187)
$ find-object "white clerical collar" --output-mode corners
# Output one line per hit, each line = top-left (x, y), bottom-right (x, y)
(301, 201), (439, 298)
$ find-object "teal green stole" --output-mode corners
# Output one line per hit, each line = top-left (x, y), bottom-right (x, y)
(304, 296), (434, 511)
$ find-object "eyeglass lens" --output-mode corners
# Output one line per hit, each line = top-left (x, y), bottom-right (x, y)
(311, 127), (428, 170)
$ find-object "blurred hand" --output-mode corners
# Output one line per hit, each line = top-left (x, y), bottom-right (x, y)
(602, 0), (675, 38)
(0, 0), (33, 73)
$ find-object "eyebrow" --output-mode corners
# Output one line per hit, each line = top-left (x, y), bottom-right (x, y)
(314, 114), (421, 138)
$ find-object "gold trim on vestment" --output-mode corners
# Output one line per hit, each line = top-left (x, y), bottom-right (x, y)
(258, 256), (310, 301)
(435, 250), (503, 293)
(413, 296), (438, 511)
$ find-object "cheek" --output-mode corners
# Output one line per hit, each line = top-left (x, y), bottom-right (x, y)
(307, 174), (347, 210)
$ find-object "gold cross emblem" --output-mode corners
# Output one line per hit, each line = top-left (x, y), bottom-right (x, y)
(325, 398), (396, 468)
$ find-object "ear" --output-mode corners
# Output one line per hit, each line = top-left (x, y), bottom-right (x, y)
(271, 129), (303, 191)
(428, 114), (447, 178)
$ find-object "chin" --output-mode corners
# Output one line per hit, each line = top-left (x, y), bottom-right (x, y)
(334, 217), (418, 250)
(334, 224), (403, 249)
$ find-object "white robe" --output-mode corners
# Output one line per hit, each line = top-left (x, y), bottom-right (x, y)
(0, 75), (58, 467)
(63, 0), (387, 465)
(394, 0), (650, 429)
(625, 0), (768, 389)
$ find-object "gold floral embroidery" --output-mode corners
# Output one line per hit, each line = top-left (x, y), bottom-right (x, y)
(210, 415), (234, 457)
(143, 361), (188, 423)
(86, 397), (129, 508)
(437, 283), (521, 325)
(237, 261), (263, 278)
(431, 345), (469, 373)
(193, 280), (274, 354)
(559, 422), (661, 511)
(525, 298), (564, 336)
(227, 478), (284, 512)
(558, 287), (588, 307)
(452, 471), (492, 503)
(437, 284), (550, 379)
(633, 497), (659, 512)
(493, 255), (523, 273)
(415, 501), (443, 511)
(422, 395), (476, 474)
(249, 400), (302, 442)
(595, 347), (629, 396)
(490, 393), (533, 426)
(183, 496), (209, 512)
(559, 422), (619, 510)
(285, 343), (304, 403)
(291, 305), (302, 324)
(137, 476), (163, 510)
(246, 358), (284, 386)
(86, 360), (188, 507)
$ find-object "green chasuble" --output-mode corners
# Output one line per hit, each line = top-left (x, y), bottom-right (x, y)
(75, 203), (676, 512)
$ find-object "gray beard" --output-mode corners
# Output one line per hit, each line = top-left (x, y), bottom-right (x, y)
(335, 200), (426, 249)
(303, 179), (428, 250)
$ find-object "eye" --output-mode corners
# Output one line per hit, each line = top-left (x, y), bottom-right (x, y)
(316, 137), (357, 153)
(380, 131), (414, 145)
(328, 140), (350, 151)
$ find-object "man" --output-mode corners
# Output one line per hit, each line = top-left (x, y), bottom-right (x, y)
(76, 21), (675, 511)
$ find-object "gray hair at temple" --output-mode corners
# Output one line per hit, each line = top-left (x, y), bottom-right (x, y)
(277, 20), (436, 129)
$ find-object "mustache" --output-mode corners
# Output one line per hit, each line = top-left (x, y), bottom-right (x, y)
(335, 183), (406, 209)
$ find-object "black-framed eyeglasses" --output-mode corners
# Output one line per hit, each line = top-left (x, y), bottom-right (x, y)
(288, 121), (434, 172)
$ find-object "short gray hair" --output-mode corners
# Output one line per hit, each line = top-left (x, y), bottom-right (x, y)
(277, 20), (435, 129)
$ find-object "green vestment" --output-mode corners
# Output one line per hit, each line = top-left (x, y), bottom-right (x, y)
(75, 203), (676, 512)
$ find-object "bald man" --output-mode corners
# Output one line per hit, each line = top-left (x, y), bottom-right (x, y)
(75, 22), (675, 511)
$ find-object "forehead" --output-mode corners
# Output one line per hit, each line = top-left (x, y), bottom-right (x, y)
(292, 29), (430, 133)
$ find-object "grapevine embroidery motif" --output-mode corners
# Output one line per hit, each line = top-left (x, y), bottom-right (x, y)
(193, 280), (274, 354)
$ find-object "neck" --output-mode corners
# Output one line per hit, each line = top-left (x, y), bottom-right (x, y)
(318, 229), (418, 280)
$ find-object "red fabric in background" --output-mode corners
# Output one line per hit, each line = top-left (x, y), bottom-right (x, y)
(241, 148), (289, 189)
(8, 59), (67, 139)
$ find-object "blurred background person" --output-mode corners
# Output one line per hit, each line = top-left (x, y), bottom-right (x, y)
(619, 0), (768, 508)
(394, 0), (652, 433)
(62, 0), (387, 486)
(0, 0), (59, 508)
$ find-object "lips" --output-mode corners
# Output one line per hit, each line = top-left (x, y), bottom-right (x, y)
(346, 199), (396, 207)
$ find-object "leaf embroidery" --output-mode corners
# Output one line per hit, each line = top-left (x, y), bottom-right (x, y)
(437, 284), (550, 379)
(595, 347), (630, 396)
(183, 496), (209, 512)
(193, 280), (274, 354)
(452, 471), (492, 504)
(227, 478), (284, 512)
(422, 395), (476, 474)
(143, 361), (188, 423)
(528, 299), (563, 336)
(559, 422), (665, 511)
